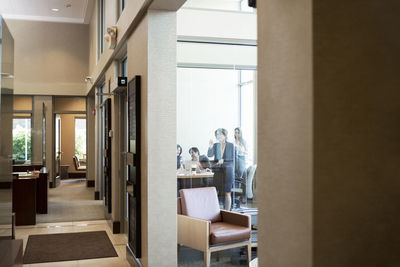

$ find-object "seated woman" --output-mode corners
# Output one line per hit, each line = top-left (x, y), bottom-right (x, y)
(188, 147), (211, 188)
(189, 147), (211, 171)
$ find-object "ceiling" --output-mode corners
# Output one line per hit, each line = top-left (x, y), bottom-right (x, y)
(0, 0), (95, 24)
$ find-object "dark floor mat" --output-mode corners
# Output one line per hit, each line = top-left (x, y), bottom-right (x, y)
(23, 231), (118, 264)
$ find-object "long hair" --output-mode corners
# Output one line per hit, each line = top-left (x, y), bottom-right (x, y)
(234, 127), (246, 147)
(177, 144), (182, 156)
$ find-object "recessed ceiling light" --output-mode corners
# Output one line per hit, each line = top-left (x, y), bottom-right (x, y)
(51, 8), (59, 12)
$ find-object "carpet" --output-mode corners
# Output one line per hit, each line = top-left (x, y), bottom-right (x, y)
(23, 231), (118, 264)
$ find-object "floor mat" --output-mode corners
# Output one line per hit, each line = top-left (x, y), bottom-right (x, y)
(23, 231), (118, 264)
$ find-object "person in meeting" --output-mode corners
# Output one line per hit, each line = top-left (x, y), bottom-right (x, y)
(189, 147), (211, 171)
(177, 144), (183, 169)
(208, 128), (235, 211)
(234, 127), (247, 179)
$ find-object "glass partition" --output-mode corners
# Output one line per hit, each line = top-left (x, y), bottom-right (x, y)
(177, 67), (257, 210)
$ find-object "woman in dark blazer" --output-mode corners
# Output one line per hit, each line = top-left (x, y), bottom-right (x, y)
(208, 128), (235, 211)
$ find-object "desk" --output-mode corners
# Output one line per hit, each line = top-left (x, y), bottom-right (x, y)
(12, 172), (39, 179)
(177, 171), (214, 188)
(12, 172), (48, 225)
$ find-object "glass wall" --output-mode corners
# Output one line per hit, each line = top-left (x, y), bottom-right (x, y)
(177, 67), (256, 210)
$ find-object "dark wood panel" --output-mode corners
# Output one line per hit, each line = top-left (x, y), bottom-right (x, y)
(12, 165), (43, 172)
(127, 76), (141, 258)
(94, 191), (100, 200)
(68, 172), (86, 178)
(12, 178), (36, 226)
(104, 98), (112, 214)
(36, 173), (48, 214)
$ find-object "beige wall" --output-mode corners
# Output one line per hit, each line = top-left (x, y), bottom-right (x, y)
(13, 96), (32, 111)
(6, 20), (89, 95)
(127, 14), (149, 266)
(54, 97), (86, 112)
(259, 1), (400, 266)
(258, 1), (313, 266)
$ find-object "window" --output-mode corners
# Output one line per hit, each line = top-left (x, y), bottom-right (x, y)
(13, 117), (31, 161)
(75, 118), (87, 159)
(99, 0), (105, 57)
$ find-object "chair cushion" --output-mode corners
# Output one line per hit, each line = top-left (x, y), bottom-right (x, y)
(210, 222), (251, 245)
(179, 187), (221, 222)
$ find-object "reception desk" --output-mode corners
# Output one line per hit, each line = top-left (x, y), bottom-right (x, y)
(12, 172), (48, 226)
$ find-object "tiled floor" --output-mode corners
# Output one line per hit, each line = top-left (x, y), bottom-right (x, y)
(17, 220), (130, 267)
(36, 179), (104, 223)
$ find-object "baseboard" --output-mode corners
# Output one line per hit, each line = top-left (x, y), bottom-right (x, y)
(87, 180), (95, 187)
(107, 218), (120, 234)
(68, 172), (86, 178)
(94, 191), (100, 200)
(112, 220), (121, 234)
(0, 182), (12, 189)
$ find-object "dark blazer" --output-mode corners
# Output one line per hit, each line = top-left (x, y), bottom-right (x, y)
(207, 142), (235, 163)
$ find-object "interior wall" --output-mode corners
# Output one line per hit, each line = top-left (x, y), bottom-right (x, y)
(6, 20), (89, 95)
(127, 13), (149, 266)
(258, 0), (313, 266)
(54, 97), (86, 112)
(13, 96), (32, 111)
(313, 1), (400, 266)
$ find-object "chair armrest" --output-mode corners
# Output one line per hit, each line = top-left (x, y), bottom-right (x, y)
(221, 210), (251, 228)
(178, 214), (210, 251)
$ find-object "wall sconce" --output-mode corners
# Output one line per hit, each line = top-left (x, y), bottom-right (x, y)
(104, 26), (117, 49)
(85, 76), (92, 83)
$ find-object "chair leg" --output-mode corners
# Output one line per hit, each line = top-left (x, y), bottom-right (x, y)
(177, 244), (180, 257)
(216, 251), (220, 262)
(204, 250), (211, 267)
(246, 241), (252, 265)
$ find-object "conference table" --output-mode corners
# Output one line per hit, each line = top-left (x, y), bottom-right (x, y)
(177, 170), (214, 188)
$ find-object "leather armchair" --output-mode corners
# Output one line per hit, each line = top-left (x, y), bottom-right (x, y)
(178, 187), (251, 267)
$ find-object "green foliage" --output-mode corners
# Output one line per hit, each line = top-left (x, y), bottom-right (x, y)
(13, 132), (31, 160)
(75, 134), (86, 159)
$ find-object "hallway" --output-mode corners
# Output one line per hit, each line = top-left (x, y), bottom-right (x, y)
(37, 179), (104, 224)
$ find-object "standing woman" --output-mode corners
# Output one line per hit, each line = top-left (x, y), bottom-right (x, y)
(234, 127), (247, 179)
(208, 128), (235, 211)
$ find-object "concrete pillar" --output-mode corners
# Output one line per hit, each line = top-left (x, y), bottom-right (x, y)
(127, 9), (177, 267)
(258, 1), (313, 266)
(258, 1), (400, 266)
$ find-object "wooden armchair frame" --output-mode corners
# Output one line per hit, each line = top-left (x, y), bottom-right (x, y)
(178, 208), (252, 267)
